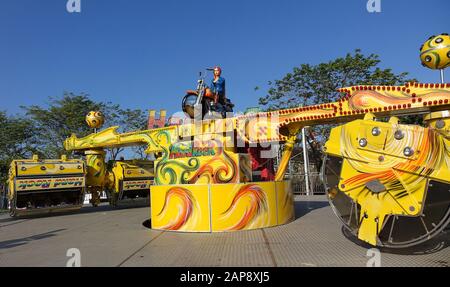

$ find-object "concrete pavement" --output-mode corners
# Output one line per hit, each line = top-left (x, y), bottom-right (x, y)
(0, 195), (448, 267)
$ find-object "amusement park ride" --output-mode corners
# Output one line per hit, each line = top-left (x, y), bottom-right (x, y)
(6, 34), (450, 249)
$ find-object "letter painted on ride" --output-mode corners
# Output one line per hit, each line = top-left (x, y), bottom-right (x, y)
(123, 180), (152, 191)
(16, 177), (85, 191)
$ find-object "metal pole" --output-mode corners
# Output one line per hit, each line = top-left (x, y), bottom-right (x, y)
(302, 127), (311, 196)
(440, 69), (445, 84)
(288, 157), (292, 177)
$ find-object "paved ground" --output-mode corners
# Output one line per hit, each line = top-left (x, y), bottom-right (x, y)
(0, 195), (448, 267)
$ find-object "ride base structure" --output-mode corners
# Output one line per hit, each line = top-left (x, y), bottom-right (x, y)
(6, 34), (450, 249)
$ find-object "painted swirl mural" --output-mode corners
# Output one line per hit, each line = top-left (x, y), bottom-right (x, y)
(341, 125), (446, 201)
(186, 146), (238, 184)
(220, 184), (268, 231)
(324, 113), (450, 246)
(155, 139), (238, 185)
(156, 157), (200, 185)
(348, 89), (449, 112)
(151, 181), (295, 232)
(156, 187), (196, 230)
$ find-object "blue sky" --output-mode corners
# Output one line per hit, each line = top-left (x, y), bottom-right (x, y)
(1, 0), (449, 117)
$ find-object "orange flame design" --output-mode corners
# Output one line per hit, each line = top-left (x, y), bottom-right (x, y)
(157, 187), (194, 230)
(349, 90), (446, 110)
(222, 184), (267, 230)
(187, 146), (238, 184)
(343, 128), (439, 187)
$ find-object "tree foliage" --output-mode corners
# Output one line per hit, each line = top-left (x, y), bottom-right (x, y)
(20, 92), (149, 161)
(0, 93), (150, 182)
(22, 92), (106, 158)
(259, 49), (411, 110)
(258, 50), (413, 171)
(105, 107), (149, 160)
(0, 111), (40, 183)
(120, 108), (149, 159)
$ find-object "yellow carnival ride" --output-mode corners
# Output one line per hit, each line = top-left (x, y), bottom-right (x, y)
(5, 34), (450, 248)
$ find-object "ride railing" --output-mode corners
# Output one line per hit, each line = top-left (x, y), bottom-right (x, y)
(290, 172), (325, 195)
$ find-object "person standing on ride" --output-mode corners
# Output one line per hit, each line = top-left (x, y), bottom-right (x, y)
(210, 66), (226, 106)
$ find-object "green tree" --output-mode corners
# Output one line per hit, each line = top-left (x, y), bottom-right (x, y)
(0, 111), (40, 183)
(22, 92), (149, 161)
(105, 107), (149, 161)
(258, 49), (413, 170)
(22, 92), (106, 158)
(120, 108), (149, 159)
(259, 49), (411, 110)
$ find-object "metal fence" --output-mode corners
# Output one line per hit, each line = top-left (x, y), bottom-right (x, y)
(277, 152), (325, 195)
(290, 171), (325, 195)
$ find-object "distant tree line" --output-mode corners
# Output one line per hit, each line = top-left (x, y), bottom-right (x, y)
(0, 92), (148, 183)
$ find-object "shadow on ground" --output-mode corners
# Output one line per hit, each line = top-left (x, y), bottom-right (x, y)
(142, 219), (151, 229)
(342, 226), (450, 256)
(294, 200), (329, 219)
(0, 204), (149, 222)
(0, 229), (66, 250)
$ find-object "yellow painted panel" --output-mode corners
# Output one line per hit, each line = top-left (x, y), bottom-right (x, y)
(151, 184), (211, 232)
(325, 117), (450, 246)
(211, 182), (278, 231)
(15, 160), (84, 176)
(275, 181), (295, 225)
